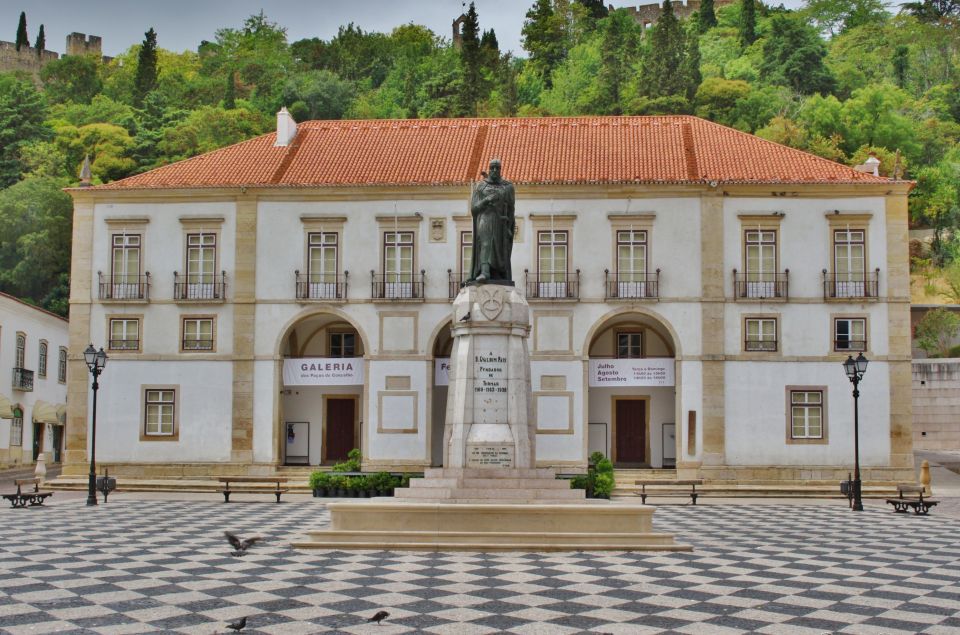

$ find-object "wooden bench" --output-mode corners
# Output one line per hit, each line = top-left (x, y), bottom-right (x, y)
(635, 479), (703, 505)
(3, 478), (53, 508)
(886, 484), (938, 515)
(218, 476), (288, 503)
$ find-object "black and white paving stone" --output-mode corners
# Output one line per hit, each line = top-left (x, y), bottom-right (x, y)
(1, 498), (958, 634)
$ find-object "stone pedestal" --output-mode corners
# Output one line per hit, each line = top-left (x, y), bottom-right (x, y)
(297, 284), (686, 552)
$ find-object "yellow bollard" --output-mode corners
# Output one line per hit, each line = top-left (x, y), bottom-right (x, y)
(920, 459), (932, 496)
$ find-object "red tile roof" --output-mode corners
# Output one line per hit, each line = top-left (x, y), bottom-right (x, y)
(87, 116), (891, 190)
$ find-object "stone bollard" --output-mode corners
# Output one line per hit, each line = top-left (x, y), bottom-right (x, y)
(920, 459), (932, 496)
(34, 453), (46, 484)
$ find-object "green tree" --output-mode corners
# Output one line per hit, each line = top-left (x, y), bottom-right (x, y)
(15, 11), (27, 51)
(157, 105), (268, 162)
(915, 308), (960, 357)
(699, 0), (718, 31)
(539, 37), (602, 114)
(282, 70), (356, 120)
(480, 29), (500, 72)
(892, 45), (909, 89)
(522, 0), (587, 87)
(943, 262), (960, 303)
(134, 28), (159, 107)
(459, 2), (484, 116)
(597, 10), (641, 114)
(694, 77), (752, 124)
(911, 148), (960, 264)
(739, 0), (757, 48)
(803, 0), (888, 35)
(0, 74), (51, 187)
(224, 71), (236, 109)
(0, 177), (73, 314)
(760, 14), (835, 94)
(40, 55), (103, 104)
(52, 122), (137, 183)
(34, 24), (44, 54)
(577, 0), (608, 19)
(639, 0), (694, 101)
(900, 0), (960, 21)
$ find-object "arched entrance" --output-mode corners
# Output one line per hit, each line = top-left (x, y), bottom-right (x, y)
(429, 320), (453, 467)
(278, 311), (366, 466)
(585, 311), (678, 468)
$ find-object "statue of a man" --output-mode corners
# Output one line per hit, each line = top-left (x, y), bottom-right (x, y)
(468, 159), (515, 284)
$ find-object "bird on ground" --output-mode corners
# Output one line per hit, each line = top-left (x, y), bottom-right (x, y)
(224, 531), (261, 557)
(459, 311), (471, 322)
(367, 610), (390, 624)
(225, 616), (247, 631)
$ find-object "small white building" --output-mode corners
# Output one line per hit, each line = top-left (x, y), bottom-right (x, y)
(62, 114), (915, 487)
(0, 292), (69, 467)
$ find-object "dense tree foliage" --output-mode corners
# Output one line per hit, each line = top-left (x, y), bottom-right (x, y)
(15, 12), (27, 51)
(3, 3), (960, 314)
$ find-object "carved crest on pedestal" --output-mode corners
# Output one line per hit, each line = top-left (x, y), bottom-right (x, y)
(476, 286), (506, 320)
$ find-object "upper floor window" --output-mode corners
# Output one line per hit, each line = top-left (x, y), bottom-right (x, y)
(38, 341), (48, 377)
(329, 332), (356, 358)
(537, 230), (568, 298)
(383, 231), (415, 298)
(460, 231), (473, 276)
(186, 232), (217, 297)
(834, 228), (866, 296)
(109, 318), (141, 351)
(745, 317), (778, 352)
(835, 317), (866, 352)
(58, 348), (67, 383)
(617, 332), (643, 359)
(15, 333), (25, 369)
(111, 233), (141, 299)
(745, 229), (777, 297)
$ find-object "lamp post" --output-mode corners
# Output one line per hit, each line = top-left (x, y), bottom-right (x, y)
(84, 344), (108, 507)
(843, 352), (868, 512)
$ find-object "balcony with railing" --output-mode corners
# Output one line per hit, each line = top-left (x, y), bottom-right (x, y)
(604, 269), (660, 301)
(822, 269), (880, 301)
(174, 271), (227, 302)
(524, 269), (580, 301)
(733, 269), (789, 301)
(98, 272), (150, 302)
(744, 338), (778, 352)
(12, 367), (33, 392)
(834, 338), (867, 352)
(295, 270), (348, 301)
(371, 270), (425, 301)
(108, 338), (140, 351)
(182, 338), (214, 351)
(448, 270), (469, 299)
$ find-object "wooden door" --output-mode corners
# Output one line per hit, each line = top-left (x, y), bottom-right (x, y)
(325, 398), (355, 463)
(615, 399), (646, 465)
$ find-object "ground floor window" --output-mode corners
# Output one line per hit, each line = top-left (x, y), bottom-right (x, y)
(143, 387), (177, 438)
(788, 389), (826, 442)
(10, 412), (23, 446)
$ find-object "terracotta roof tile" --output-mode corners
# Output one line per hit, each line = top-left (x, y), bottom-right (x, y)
(88, 115), (892, 190)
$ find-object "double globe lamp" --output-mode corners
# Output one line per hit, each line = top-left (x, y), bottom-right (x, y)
(842, 352), (868, 512)
(83, 344), (108, 507)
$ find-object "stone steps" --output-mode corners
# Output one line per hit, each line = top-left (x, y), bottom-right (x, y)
(294, 530), (685, 551)
(406, 477), (571, 490)
(395, 487), (585, 501)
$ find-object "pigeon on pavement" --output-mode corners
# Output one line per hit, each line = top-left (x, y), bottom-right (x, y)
(225, 616), (247, 631)
(224, 532), (261, 557)
(367, 610), (390, 624)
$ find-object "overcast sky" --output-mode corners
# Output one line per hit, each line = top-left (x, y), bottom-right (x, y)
(6, 0), (806, 59)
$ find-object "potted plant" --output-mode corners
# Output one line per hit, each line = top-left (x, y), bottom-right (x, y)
(309, 471), (330, 497)
(354, 475), (370, 497)
(330, 475), (348, 498)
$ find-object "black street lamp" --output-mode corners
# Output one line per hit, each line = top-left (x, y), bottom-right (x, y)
(843, 352), (868, 512)
(84, 344), (108, 507)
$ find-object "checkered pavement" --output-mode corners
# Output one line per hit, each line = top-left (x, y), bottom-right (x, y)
(1, 499), (958, 634)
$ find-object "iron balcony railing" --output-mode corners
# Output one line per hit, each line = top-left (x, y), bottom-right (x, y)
(733, 269), (789, 300)
(98, 272), (150, 301)
(823, 269), (880, 300)
(182, 338), (214, 351)
(744, 338), (777, 352)
(448, 270), (469, 299)
(834, 339), (867, 352)
(524, 269), (580, 300)
(371, 270), (425, 300)
(108, 339), (140, 351)
(295, 270), (348, 301)
(604, 269), (660, 300)
(12, 367), (33, 392)
(174, 271), (226, 301)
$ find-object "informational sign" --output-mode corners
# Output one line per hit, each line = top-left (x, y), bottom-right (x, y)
(283, 358), (363, 386)
(434, 358), (451, 386)
(467, 445), (515, 468)
(588, 358), (675, 387)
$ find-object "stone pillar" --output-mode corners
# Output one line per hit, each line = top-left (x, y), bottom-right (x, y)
(700, 193), (726, 466)
(231, 196), (257, 463)
(444, 285), (534, 469)
(886, 192), (914, 473)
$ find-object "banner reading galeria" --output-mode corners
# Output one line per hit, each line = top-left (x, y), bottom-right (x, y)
(588, 358), (674, 387)
(283, 358), (363, 386)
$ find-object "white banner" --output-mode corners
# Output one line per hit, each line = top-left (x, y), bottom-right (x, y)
(283, 358), (363, 386)
(589, 358), (674, 387)
(434, 358), (451, 386)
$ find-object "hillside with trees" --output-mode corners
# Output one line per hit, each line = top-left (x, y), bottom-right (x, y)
(1, 0), (959, 315)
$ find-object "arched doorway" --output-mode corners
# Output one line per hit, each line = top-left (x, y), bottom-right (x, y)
(279, 312), (366, 466)
(586, 311), (678, 468)
(429, 320), (453, 467)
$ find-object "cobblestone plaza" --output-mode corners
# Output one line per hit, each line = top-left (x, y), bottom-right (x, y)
(1, 496), (959, 634)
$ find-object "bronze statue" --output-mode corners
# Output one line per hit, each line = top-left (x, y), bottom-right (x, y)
(468, 159), (515, 285)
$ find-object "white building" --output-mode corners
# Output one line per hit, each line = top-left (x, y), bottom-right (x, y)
(0, 292), (69, 467)
(62, 114), (914, 487)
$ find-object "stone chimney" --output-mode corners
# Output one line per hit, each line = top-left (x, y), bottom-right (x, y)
(864, 151), (881, 176)
(275, 107), (297, 147)
(79, 155), (92, 187)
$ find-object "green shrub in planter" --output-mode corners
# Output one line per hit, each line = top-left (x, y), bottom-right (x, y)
(595, 457), (614, 475)
(368, 472), (393, 496)
(331, 448), (362, 473)
(329, 475), (347, 497)
(589, 451), (606, 467)
(593, 472), (614, 499)
(570, 475), (589, 490)
(309, 471), (331, 496)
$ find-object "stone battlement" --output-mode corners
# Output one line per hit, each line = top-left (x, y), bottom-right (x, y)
(0, 41), (59, 75)
(613, 0), (733, 25)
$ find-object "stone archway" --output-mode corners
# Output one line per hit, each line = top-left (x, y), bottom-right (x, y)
(584, 309), (679, 469)
(427, 319), (453, 467)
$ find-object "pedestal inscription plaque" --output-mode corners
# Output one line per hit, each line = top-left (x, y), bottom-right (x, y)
(467, 445), (515, 467)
